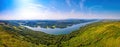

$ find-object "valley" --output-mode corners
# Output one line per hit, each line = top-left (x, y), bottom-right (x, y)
(0, 20), (120, 47)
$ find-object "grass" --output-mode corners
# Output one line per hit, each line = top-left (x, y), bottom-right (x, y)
(61, 21), (120, 47)
(0, 25), (46, 47)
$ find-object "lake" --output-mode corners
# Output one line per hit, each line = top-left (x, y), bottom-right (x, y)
(22, 21), (97, 35)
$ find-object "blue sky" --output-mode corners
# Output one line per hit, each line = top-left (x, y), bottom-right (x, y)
(0, 0), (120, 20)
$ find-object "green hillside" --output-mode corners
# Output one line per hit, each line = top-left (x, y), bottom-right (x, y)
(0, 20), (120, 47)
(0, 25), (46, 47)
(61, 21), (120, 47)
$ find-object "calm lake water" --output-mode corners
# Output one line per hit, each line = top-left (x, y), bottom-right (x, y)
(22, 21), (97, 35)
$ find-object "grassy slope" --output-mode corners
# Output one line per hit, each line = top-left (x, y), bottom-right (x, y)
(0, 25), (46, 47)
(61, 21), (120, 47)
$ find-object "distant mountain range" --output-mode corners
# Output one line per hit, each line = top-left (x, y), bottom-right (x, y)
(0, 19), (96, 28)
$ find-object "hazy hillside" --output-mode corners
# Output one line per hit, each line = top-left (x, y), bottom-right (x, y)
(0, 20), (120, 47)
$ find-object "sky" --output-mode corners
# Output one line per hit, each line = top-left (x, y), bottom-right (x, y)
(0, 0), (120, 20)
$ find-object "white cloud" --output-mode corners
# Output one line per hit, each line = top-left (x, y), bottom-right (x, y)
(79, 0), (86, 10)
(88, 5), (103, 15)
(66, 0), (71, 7)
(1, 9), (120, 20)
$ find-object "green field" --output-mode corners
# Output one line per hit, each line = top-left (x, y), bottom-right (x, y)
(0, 20), (120, 47)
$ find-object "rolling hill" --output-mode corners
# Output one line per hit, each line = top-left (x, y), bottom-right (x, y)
(61, 20), (120, 47)
(0, 20), (120, 47)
